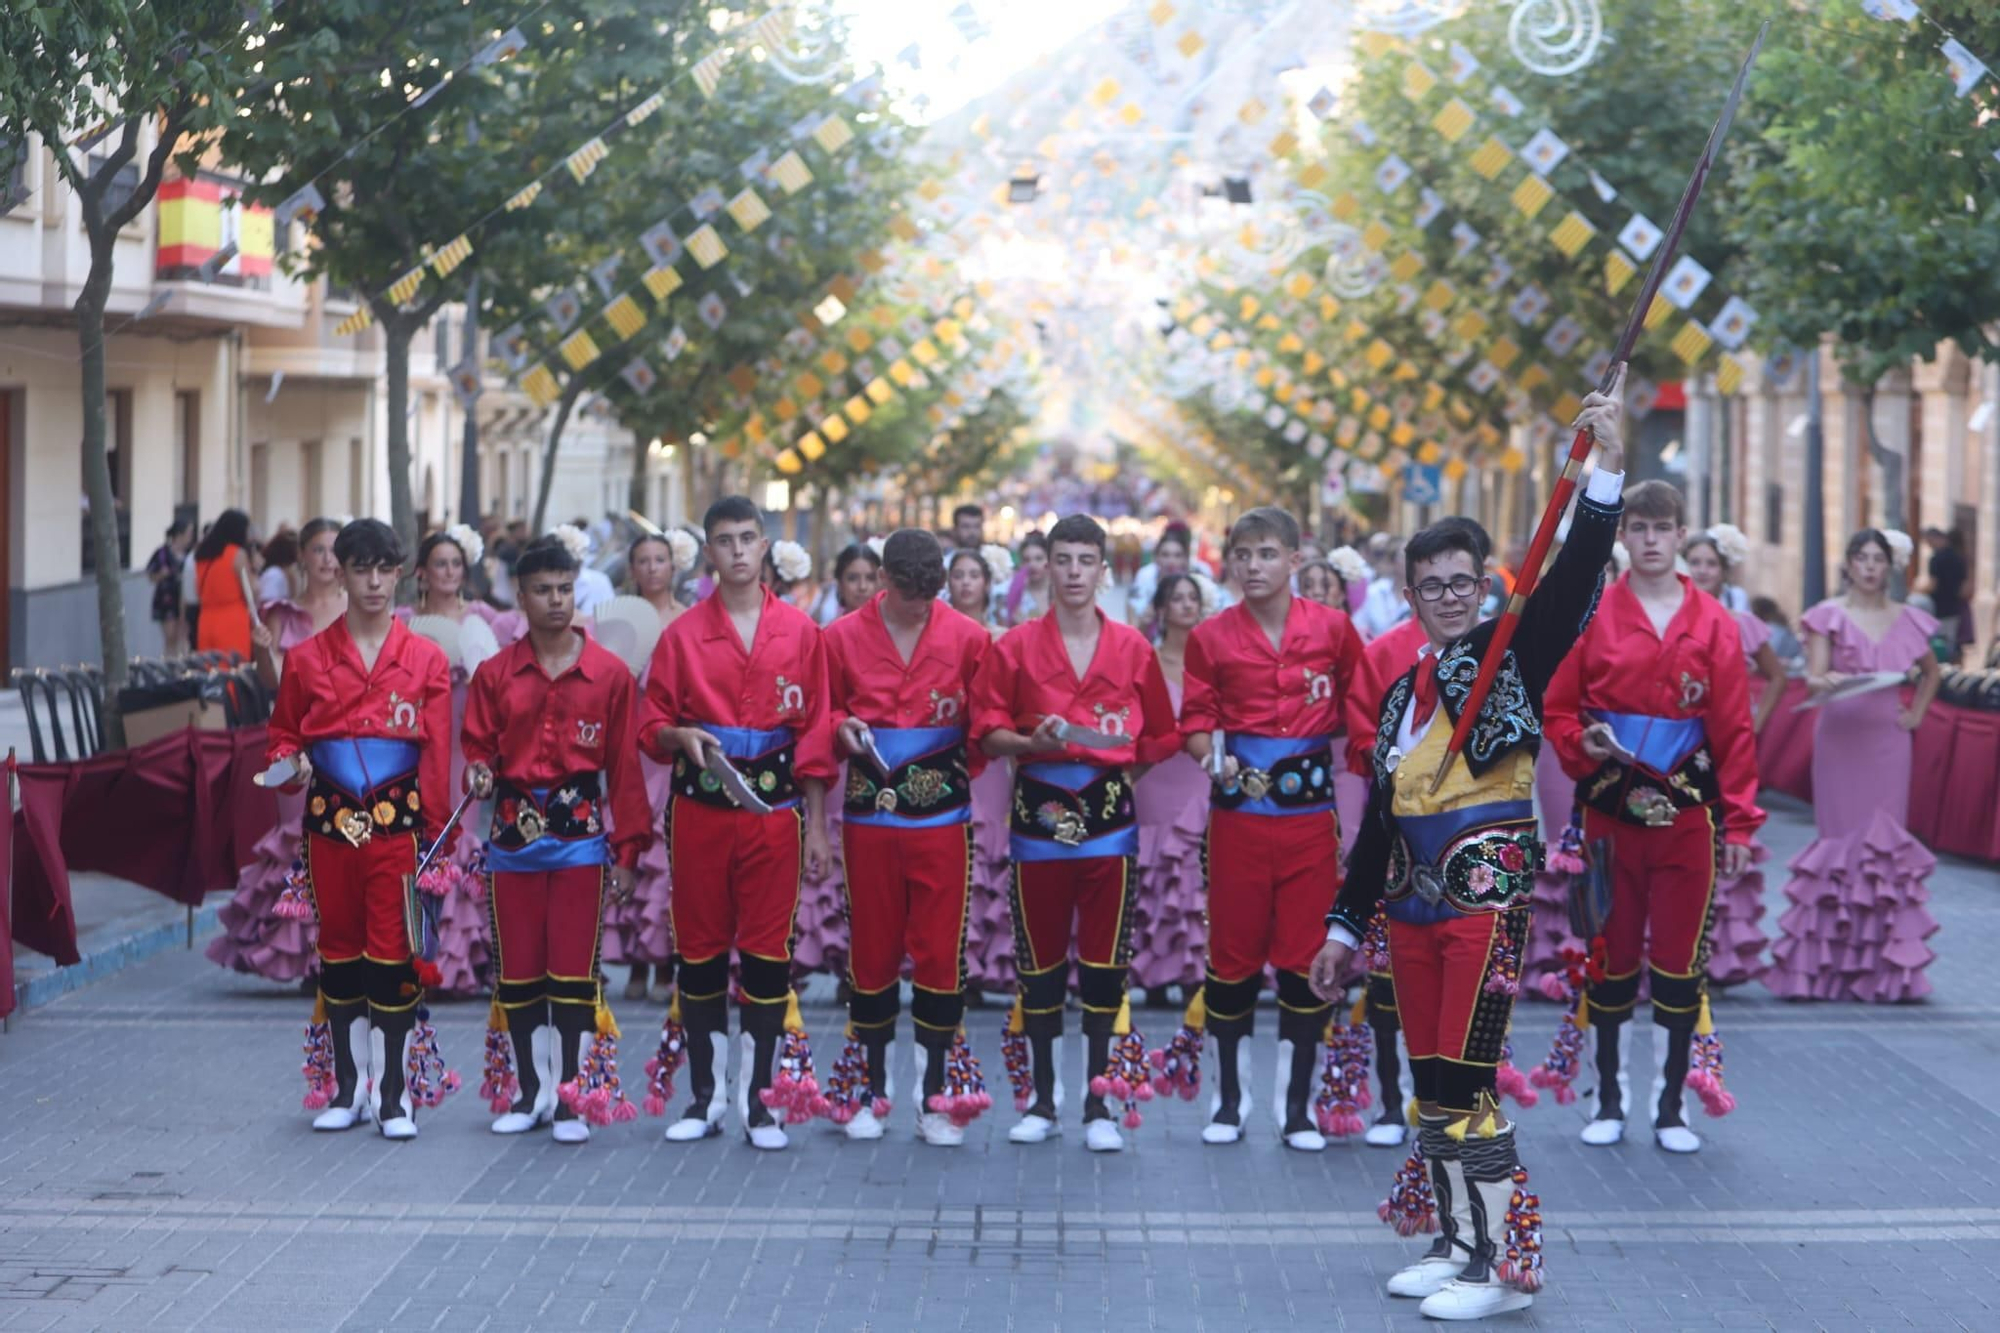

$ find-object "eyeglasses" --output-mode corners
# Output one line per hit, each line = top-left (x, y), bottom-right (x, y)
(1411, 575), (1482, 602)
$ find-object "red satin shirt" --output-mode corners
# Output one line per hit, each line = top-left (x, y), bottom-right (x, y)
(1345, 617), (1432, 775)
(637, 586), (836, 782)
(823, 593), (991, 770)
(266, 615), (453, 844)
(1545, 574), (1764, 844)
(1180, 595), (1364, 743)
(463, 630), (653, 868)
(970, 610), (1179, 769)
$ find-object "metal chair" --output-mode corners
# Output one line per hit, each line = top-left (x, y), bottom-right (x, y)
(9, 669), (78, 763)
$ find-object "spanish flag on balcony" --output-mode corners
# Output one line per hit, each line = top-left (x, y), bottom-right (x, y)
(156, 178), (274, 280)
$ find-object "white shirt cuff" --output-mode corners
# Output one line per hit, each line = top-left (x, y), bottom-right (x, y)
(1583, 467), (1625, 505)
(1325, 923), (1362, 950)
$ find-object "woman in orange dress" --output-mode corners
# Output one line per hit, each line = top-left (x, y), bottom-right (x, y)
(193, 509), (258, 659)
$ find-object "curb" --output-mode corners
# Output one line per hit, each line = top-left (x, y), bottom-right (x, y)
(10, 903), (223, 1016)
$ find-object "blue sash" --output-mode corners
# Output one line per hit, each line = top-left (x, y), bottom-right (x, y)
(1592, 711), (1706, 775)
(308, 738), (419, 795)
(844, 725), (972, 829)
(1220, 733), (1336, 816)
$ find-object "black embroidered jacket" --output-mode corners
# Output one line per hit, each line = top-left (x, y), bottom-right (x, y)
(1327, 491), (1622, 940)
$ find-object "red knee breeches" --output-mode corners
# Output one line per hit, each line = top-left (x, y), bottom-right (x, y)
(1387, 908), (1526, 1115)
(1010, 854), (1134, 1022)
(308, 830), (419, 975)
(667, 797), (802, 1005)
(841, 821), (972, 1034)
(1202, 809), (1341, 1025)
(489, 864), (606, 1002)
(1583, 805), (1719, 1026)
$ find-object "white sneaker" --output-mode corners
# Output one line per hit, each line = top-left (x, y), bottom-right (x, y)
(1419, 1278), (1532, 1320)
(1199, 1119), (1244, 1145)
(1008, 1113), (1060, 1144)
(1385, 1254), (1468, 1299)
(1283, 1127), (1327, 1152)
(844, 1105), (886, 1141)
(917, 1112), (965, 1147)
(1580, 1117), (1626, 1147)
(312, 1105), (366, 1132)
(552, 1119), (590, 1144)
(1655, 1124), (1702, 1154)
(1084, 1118), (1125, 1153)
(378, 1116), (417, 1141)
(1363, 1119), (1408, 1148)
(746, 1121), (789, 1151)
(490, 1110), (543, 1135)
(665, 1113), (722, 1142)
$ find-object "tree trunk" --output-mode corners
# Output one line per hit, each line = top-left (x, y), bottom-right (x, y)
(457, 273), (481, 528)
(76, 239), (128, 749)
(530, 382), (584, 534)
(383, 318), (416, 558)
(626, 419), (652, 517)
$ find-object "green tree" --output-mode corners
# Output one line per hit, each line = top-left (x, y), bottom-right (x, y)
(0, 0), (263, 742)
(1728, 0), (2000, 530)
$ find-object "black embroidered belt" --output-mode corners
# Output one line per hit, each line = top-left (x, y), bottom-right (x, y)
(1384, 801), (1541, 921)
(843, 740), (972, 822)
(1577, 745), (1721, 829)
(490, 773), (604, 848)
(307, 773), (422, 847)
(672, 744), (799, 811)
(1212, 738), (1336, 814)
(1010, 762), (1137, 855)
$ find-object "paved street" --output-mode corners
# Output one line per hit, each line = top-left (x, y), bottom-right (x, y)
(3, 796), (1997, 1332)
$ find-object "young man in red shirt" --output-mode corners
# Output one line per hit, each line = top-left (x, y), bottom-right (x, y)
(463, 536), (652, 1145)
(823, 529), (992, 1147)
(971, 514), (1179, 1153)
(1181, 505), (1363, 1151)
(640, 496), (834, 1151)
(1545, 480), (1762, 1155)
(267, 519), (455, 1140)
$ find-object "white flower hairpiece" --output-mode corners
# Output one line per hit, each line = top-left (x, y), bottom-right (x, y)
(1881, 529), (1914, 566)
(978, 542), (1014, 586)
(1190, 570), (1222, 616)
(445, 522), (484, 567)
(865, 535), (886, 558)
(1327, 545), (1371, 591)
(773, 539), (812, 583)
(549, 523), (590, 562)
(665, 528), (699, 572)
(1705, 523), (1748, 568)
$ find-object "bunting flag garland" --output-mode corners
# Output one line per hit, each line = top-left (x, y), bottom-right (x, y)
(566, 138), (610, 184)
(771, 150), (814, 194)
(727, 188), (772, 232)
(686, 224), (728, 268)
(520, 364), (561, 408)
(559, 329), (602, 371)
(604, 295), (647, 341)
(333, 306), (374, 337)
(387, 266), (426, 307)
(428, 234), (473, 278)
(505, 182), (543, 212)
(692, 49), (731, 99)
(642, 265), (684, 301)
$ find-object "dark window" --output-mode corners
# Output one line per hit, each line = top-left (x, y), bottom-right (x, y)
(0, 136), (28, 213)
(1763, 480), (1783, 547)
(85, 152), (140, 217)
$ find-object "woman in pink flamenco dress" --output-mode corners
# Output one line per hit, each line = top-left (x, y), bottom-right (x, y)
(948, 547), (1017, 995)
(603, 532), (692, 1001)
(207, 518), (346, 984)
(1768, 528), (1942, 1002)
(395, 527), (517, 996)
(1131, 573), (1212, 1005)
(1685, 530), (1787, 986)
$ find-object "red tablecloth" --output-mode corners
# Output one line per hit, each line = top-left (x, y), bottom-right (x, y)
(2, 752), (17, 1018)
(1757, 679), (2000, 863)
(8, 725), (275, 972)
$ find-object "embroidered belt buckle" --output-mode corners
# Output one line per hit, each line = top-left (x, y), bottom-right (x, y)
(874, 788), (899, 814)
(1051, 808), (1088, 847)
(1411, 863), (1446, 906)
(516, 807), (546, 844)
(1237, 769), (1272, 802)
(1626, 788), (1678, 828)
(335, 808), (374, 849)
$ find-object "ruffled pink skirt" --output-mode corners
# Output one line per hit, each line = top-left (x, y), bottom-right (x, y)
(965, 762), (1017, 992)
(205, 791), (319, 983)
(1707, 838), (1769, 987)
(1130, 755), (1209, 990)
(1766, 810), (1937, 1002)
(601, 757), (674, 967)
(790, 772), (849, 978)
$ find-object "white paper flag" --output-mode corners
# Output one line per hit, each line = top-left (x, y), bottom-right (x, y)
(1710, 295), (1758, 350)
(1616, 212), (1663, 262)
(1661, 254), (1713, 309)
(1521, 128), (1570, 174)
(1941, 37), (1989, 97)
